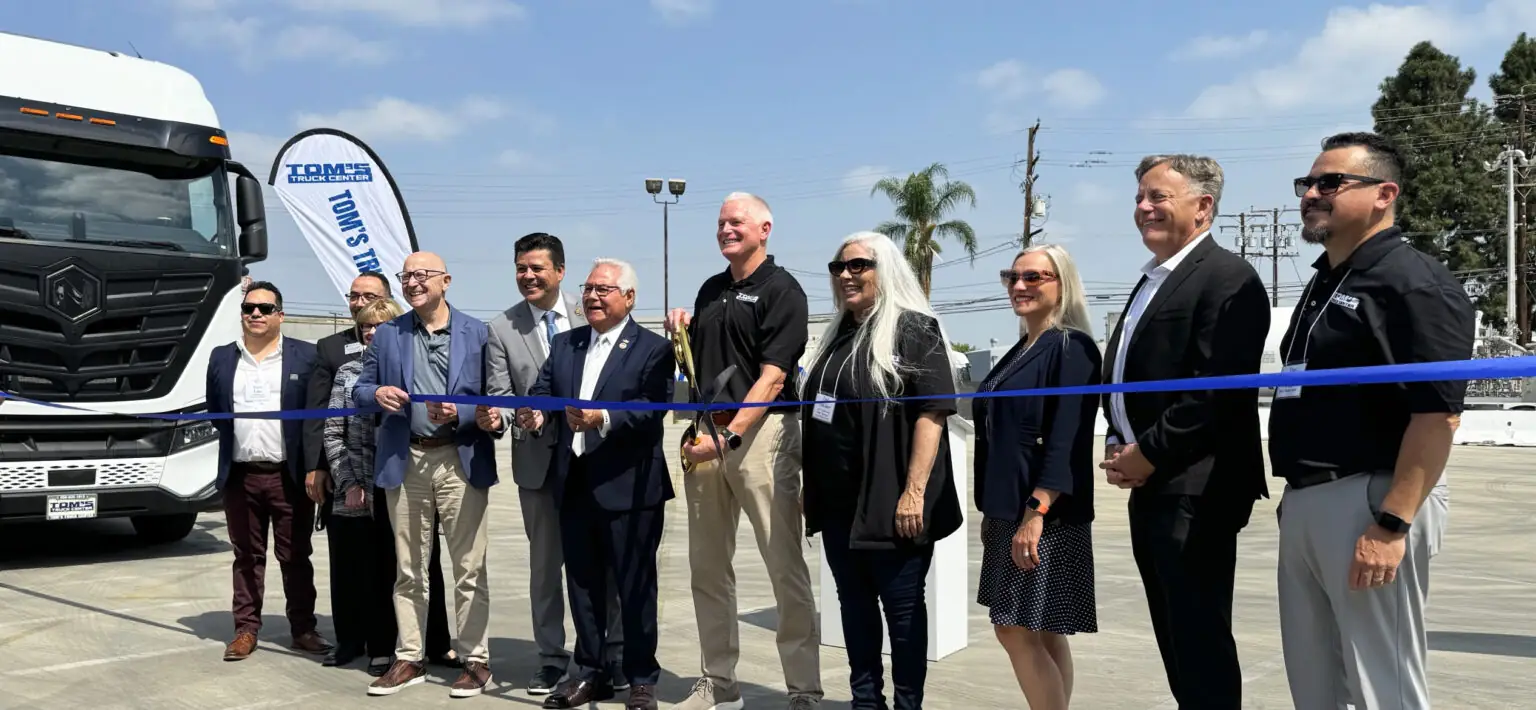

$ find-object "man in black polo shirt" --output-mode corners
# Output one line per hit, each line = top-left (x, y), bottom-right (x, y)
(1269, 132), (1474, 710)
(665, 192), (822, 710)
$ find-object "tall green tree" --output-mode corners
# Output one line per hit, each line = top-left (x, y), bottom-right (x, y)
(1372, 41), (1505, 324)
(869, 162), (978, 298)
(1489, 32), (1536, 335)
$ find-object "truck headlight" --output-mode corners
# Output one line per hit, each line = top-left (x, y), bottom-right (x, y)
(170, 420), (217, 453)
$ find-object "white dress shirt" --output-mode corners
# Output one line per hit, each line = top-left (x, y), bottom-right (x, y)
(570, 316), (626, 457)
(232, 336), (286, 463)
(528, 292), (571, 357)
(1108, 231), (1209, 446)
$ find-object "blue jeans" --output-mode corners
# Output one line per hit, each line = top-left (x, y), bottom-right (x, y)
(820, 518), (933, 710)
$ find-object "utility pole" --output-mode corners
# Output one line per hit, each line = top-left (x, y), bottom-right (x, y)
(1019, 119), (1041, 247)
(1519, 93), (1532, 340)
(1487, 147), (1530, 339)
(1224, 207), (1298, 304)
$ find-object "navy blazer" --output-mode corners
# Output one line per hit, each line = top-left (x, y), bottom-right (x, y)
(972, 327), (1102, 525)
(352, 305), (499, 490)
(206, 336), (319, 490)
(530, 318), (676, 512)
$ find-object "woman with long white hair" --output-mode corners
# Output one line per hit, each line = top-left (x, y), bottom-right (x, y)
(972, 243), (1102, 709)
(798, 230), (963, 710)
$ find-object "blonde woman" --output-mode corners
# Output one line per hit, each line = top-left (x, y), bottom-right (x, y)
(971, 244), (1102, 709)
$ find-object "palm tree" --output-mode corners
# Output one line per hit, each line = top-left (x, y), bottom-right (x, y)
(869, 162), (978, 297)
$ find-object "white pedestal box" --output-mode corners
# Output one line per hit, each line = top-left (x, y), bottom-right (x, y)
(817, 417), (970, 661)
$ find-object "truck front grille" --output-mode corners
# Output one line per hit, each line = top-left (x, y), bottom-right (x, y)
(0, 460), (162, 492)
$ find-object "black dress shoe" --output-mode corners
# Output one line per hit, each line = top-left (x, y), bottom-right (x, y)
(526, 665), (565, 695)
(325, 643), (363, 667)
(542, 678), (614, 708)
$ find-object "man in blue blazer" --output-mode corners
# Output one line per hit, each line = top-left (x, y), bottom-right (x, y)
(486, 258), (674, 710)
(351, 252), (498, 699)
(206, 281), (331, 661)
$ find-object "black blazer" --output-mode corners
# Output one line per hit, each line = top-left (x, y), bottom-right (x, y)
(304, 327), (363, 472)
(973, 328), (1102, 525)
(206, 337), (319, 490)
(1101, 236), (1270, 505)
(530, 318), (676, 512)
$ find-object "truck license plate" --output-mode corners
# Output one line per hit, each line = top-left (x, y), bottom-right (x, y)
(47, 494), (98, 521)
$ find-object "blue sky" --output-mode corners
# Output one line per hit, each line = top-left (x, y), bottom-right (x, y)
(6, 0), (1535, 347)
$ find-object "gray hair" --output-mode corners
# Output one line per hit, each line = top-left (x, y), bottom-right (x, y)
(1014, 242), (1095, 340)
(589, 257), (638, 293)
(1135, 154), (1224, 218)
(722, 191), (774, 224)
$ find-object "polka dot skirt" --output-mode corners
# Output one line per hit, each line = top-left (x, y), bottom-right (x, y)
(976, 515), (1098, 635)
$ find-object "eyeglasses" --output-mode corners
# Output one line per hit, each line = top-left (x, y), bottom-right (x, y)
(828, 258), (877, 276)
(241, 302), (280, 316)
(1293, 172), (1385, 198)
(346, 291), (383, 302)
(1000, 269), (1057, 287)
(395, 269), (446, 285)
(580, 283), (623, 297)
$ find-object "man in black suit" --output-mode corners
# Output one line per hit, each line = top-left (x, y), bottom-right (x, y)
(303, 271), (458, 673)
(477, 258), (675, 710)
(1099, 154), (1270, 709)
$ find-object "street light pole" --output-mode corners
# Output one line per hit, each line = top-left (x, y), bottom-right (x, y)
(645, 178), (686, 315)
(1488, 147), (1531, 338)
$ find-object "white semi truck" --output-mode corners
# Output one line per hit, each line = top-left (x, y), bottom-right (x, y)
(0, 31), (269, 542)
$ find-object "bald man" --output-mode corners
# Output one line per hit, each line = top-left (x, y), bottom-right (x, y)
(353, 252), (500, 699)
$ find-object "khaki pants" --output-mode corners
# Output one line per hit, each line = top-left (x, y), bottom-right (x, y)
(684, 411), (821, 696)
(387, 444), (491, 664)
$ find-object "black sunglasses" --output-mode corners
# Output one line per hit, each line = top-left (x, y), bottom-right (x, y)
(241, 302), (280, 316)
(1000, 269), (1058, 287)
(1293, 172), (1385, 198)
(828, 258), (877, 276)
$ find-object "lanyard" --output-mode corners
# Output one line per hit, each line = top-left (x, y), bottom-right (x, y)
(817, 340), (854, 395)
(1285, 268), (1352, 364)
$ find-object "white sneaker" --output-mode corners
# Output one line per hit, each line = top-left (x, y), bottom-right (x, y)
(674, 677), (745, 710)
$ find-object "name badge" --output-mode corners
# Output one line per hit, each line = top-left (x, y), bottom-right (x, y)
(246, 377), (272, 403)
(345, 342), (364, 354)
(812, 391), (836, 423)
(1275, 361), (1305, 399)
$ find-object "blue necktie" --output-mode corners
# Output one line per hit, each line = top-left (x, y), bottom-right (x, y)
(543, 310), (557, 349)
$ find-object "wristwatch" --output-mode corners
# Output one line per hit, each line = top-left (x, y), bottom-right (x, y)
(720, 428), (742, 451)
(1375, 511), (1411, 534)
(1025, 496), (1050, 515)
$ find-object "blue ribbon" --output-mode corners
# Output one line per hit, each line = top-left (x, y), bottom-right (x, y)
(2, 355), (1532, 421)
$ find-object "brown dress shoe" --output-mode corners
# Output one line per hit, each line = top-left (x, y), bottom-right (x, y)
(542, 678), (614, 708)
(450, 661), (493, 698)
(368, 659), (427, 696)
(290, 631), (334, 655)
(626, 684), (658, 710)
(223, 632), (258, 661)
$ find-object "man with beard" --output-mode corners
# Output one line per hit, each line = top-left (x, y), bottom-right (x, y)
(305, 272), (459, 674)
(354, 252), (498, 698)
(480, 233), (626, 694)
(1269, 132), (1473, 709)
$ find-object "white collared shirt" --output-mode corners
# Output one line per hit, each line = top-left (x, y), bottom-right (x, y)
(528, 292), (572, 356)
(232, 336), (286, 463)
(1108, 231), (1209, 445)
(571, 316), (627, 456)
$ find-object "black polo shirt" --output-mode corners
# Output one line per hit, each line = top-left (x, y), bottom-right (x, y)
(1267, 225), (1475, 483)
(687, 255), (809, 410)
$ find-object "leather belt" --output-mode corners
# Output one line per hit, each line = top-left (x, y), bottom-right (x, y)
(410, 435), (454, 448)
(1286, 469), (1363, 491)
(233, 460), (285, 474)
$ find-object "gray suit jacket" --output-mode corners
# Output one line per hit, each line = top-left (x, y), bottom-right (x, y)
(486, 291), (587, 489)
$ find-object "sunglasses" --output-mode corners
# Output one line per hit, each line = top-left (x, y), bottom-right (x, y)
(1293, 172), (1385, 198)
(241, 302), (279, 316)
(828, 258), (877, 276)
(1000, 269), (1058, 287)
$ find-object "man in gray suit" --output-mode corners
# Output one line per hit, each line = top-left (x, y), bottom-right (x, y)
(481, 233), (625, 695)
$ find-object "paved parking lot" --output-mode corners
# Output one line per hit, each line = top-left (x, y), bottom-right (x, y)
(2, 429), (1534, 709)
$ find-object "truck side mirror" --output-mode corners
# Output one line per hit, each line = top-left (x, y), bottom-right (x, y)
(232, 167), (267, 263)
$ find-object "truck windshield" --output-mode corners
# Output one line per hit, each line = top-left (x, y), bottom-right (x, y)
(0, 152), (233, 256)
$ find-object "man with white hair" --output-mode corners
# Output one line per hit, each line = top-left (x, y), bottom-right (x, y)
(495, 259), (676, 710)
(666, 192), (821, 710)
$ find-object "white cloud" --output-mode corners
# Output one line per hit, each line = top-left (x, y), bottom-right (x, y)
(972, 60), (1107, 132)
(976, 60), (1031, 101)
(1184, 0), (1536, 118)
(1170, 30), (1271, 62)
(293, 96), (536, 143)
(651, 0), (712, 25)
(1041, 68), (1106, 110)
(496, 149), (537, 170)
(226, 131), (287, 173)
(165, 1), (393, 67)
(842, 165), (892, 192)
(289, 0), (527, 27)
(269, 25), (392, 64)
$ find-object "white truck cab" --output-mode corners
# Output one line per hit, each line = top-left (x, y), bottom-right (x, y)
(0, 31), (268, 542)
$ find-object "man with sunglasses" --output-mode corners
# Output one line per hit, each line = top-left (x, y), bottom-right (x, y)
(664, 192), (822, 710)
(1099, 154), (1271, 709)
(206, 281), (330, 661)
(353, 252), (499, 699)
(1269, 132), (1473, 709)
